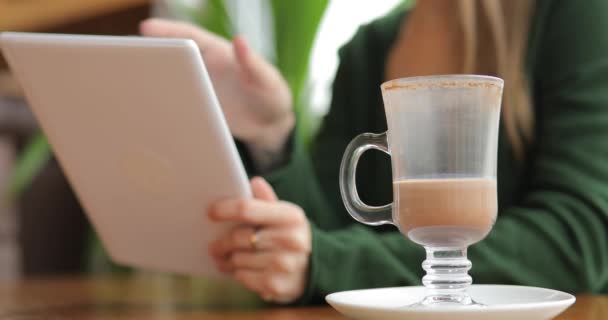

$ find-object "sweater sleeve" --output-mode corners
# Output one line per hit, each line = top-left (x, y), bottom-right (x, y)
(468, 0), (608, 292)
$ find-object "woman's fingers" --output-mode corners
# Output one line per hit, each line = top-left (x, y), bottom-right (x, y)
(230, 251), (270, 270)
(251, 177), (278, 201)
(139, 18), (206, 40)
(256, 228), (311, 251)
(209, 226), (256, 257)
(206, 177), (310, 303)
(139, 18), (227, 52)
(234, 269), (294, 303)
(233, 36), (263, 83)
(209, 199), (303, 226)
(210, 253), (233, 273)
(210, 226), (310, 257)
(231, 251), (299, 273)
(233, 270), (266, 297)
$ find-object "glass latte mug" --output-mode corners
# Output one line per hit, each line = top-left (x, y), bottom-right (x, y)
(340, 75), (503, 307)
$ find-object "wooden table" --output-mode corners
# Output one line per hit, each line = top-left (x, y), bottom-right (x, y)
(0, 0), (149, 32)
(0, 277), (606, 319)
(0, 0), (151, 70)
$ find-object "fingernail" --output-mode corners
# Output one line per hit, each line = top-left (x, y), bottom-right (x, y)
(139, 19), (154, 34)
(208, 211), (223, 222)
(250, 176), (265, 186)
(207, 204), (220, 221)
(210, 206), (233, 221)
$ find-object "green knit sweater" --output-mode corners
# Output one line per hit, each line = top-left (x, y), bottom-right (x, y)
(244, 0), (608, 304)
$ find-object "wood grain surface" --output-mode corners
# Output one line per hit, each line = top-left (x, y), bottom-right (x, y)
(0, 277), (605, 319)
(0, 0), (149, 31)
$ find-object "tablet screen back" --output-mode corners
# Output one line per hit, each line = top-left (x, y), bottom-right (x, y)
(1, 33), (251, 277)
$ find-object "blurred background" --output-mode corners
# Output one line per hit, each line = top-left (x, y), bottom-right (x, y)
(0, 0), (406, 280)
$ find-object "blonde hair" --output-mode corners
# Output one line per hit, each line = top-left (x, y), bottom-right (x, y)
(458, 0), (535, 159)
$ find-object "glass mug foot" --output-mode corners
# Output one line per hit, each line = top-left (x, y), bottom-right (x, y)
(407, 247), (484, 308)
(408, 292), (482, 308)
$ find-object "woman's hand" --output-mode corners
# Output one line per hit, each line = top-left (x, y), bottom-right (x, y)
(140, 19), (294, 152)
(208, 177), (311, 304)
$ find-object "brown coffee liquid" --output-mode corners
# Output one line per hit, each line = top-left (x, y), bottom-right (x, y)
(393, 178), (497, 247)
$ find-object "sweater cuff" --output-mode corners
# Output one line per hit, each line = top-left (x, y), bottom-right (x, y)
(235, 128), (297, 178)
(261, 130), (304, 185)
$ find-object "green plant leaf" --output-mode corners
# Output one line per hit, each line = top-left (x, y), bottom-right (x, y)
(186, 0), (233, 38)
(270, 0), (329, 141)
(270, 0), (329, 99)
(8, 133), (50, 198)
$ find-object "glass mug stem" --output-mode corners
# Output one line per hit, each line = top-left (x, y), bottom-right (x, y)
(340, 132), (478, 307)
(418, 247), (475, 306)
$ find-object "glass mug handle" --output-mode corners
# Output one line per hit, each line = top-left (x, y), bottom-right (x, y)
(339, 132), (393, 226)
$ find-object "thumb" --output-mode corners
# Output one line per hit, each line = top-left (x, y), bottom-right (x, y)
(232, 36), (267, 83)
(251, 177), (278, 202)
(139, 18), (222, 52)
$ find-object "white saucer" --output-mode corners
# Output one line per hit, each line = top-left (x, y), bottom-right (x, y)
(326, 285), (575, 320)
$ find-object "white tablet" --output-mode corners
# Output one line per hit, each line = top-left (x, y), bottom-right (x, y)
(0, 32), (251, 277)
